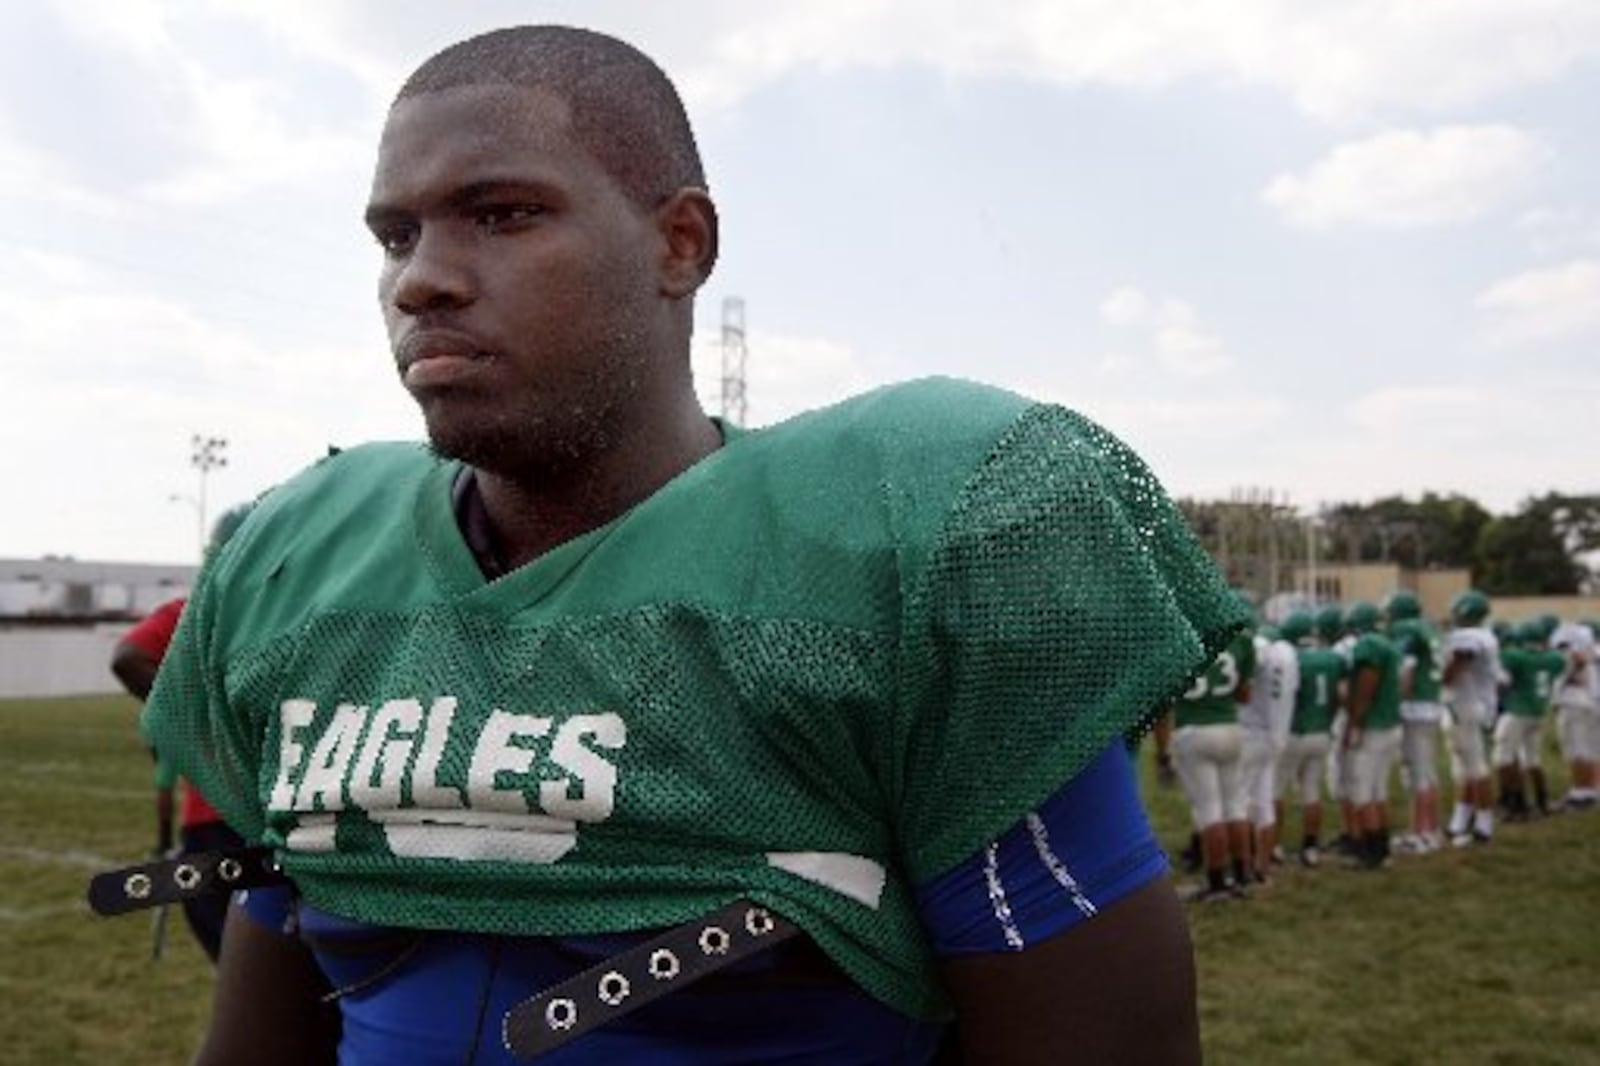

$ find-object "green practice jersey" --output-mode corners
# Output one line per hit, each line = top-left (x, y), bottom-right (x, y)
(1292, 647), (1347, 735)
(1388, 618), (1444, 703)
(1173, 631), (1256, 728)
(1502, 646), (1566, 718)
(141, 378), (1244, 1019)
(1349, 632), (1402, 731)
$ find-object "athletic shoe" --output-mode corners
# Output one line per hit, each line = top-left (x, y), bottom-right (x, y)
(1450, 832), (1475, 849)
(1393, 834), (1426, 855)
(1270, 845), (1286, 866)
(1180, 883), (1236, 904)
(1299, 845), (1321, 868)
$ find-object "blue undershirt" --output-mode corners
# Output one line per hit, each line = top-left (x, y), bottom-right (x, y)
(241, 743), (1164, 1064)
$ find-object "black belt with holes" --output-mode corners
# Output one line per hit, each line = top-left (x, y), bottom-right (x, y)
(89, 851), (799, 1060)
(501, 898), (798, 1059)
(86, 846), (288, 916)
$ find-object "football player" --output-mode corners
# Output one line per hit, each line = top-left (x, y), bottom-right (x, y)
(1239, 617), (1298, 883)
(118, 24), (1238, 1065)
(1169, 602), (1258, 901)
(1316, 604), (1361, 856)
(1442, 589), (1501, 845)
(1550, 620), (1598, 809)
(1341, 602), (1403, 869)
(1274, 611), (1346, 866)
(1385, 591), (1446, 853)
(1495, 621), (1566, 818)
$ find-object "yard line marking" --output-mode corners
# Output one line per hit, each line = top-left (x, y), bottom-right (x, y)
(0, 902), (90, 924)
(6, 760), (89, 776)
(0, 846), (121, 871)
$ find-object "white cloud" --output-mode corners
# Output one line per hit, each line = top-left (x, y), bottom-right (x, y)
(1264, 126), (1551, 231)
(1330, 380), (1600, 510)
(0, 257), (411, 561)
(1517, 207), (1600, 256)
(1099, 285), (1232, 376)
(1346, 385), (1499, 437)
(1476, 258), (1600, 343)
(679, 1), (1600, 122)
(61, 1), (1600, 126)
(0, 121), (120, 216)
(1099, 286), (1152, 326)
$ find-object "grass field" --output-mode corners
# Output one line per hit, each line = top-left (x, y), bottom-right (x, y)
(3, 695), (1597, 1064)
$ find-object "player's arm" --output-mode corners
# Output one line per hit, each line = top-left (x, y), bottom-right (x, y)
(1152, 710), (1176, 784)
(110, 640), (162, 701)
(1399, 654), (1417, 700)
(195, 894), (339, 1066)
(1345, 665), (1378, 745)
(939, 879), (1197, 1064)
(924, 748), (1199, 1064)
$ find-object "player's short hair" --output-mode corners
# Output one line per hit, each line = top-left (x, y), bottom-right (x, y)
(397, 25), (707, 209)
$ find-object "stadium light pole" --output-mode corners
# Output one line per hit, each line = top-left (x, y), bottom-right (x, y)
(189, 434), (228, 561)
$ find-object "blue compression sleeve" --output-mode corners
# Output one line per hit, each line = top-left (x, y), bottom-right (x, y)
(915, 743), (1168, 956)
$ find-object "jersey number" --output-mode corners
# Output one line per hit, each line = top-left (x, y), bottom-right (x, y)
(1185, 651), (1240, 700)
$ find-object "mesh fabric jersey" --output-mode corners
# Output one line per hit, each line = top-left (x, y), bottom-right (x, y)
(1502, 646), (1567, 718)
(1351, 632), (1403, 730)
(1173, 631), (1256, 728)
(1388, 618), (1444, 703)
(143, 376), (1245, 1018)
(1291, 647), (1347, 736)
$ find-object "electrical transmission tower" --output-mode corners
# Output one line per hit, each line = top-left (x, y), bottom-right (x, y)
(719, 296), (748, 426)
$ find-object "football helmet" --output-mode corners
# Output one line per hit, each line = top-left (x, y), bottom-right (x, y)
(1449, 588), (1491, 626)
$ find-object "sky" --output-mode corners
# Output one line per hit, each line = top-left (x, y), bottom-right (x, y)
(2, 1), (1598, 564)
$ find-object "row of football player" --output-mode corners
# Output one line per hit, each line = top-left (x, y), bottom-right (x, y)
(1153, 589), (1598, 902)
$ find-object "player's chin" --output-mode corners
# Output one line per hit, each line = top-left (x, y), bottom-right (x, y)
(420, 405), (573, 476)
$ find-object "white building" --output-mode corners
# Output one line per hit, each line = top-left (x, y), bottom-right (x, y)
(0, 557), (197, 698)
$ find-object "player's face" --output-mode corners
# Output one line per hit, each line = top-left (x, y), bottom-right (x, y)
(366, 84), (667, 476)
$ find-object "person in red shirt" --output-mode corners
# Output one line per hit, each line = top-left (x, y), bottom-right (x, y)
(111, 506), (254, 961)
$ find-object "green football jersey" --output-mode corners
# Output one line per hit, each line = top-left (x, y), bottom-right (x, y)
(142, 377), (1244, 1019)
(1292, 647), (1347, 735)
(1502, 646), (1566, 718)
(1349, 632), (1402, 730)
(1173, 631), (1256, 728)
(1388, 618), (1444, 703)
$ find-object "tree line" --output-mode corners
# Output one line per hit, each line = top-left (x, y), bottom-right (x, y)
(1178, 492), (1600, 597)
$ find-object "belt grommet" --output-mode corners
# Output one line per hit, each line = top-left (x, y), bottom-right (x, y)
(698, 925), (730, 956)
(546, 998), (578, 1031)
(648, 948), (680, 980)
(218, 858), (243, 882)
(173, 864), (202, 891)
(124, 873), (152, 900)
(598, 971), (630, 1006)
(745, 907), (775, 936)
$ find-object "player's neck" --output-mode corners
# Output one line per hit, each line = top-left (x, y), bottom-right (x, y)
(476, 407), (723, 571)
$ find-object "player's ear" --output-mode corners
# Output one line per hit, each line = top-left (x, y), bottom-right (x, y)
(654, 188), (717, 299)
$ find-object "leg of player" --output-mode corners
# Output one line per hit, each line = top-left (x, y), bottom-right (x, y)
(1298, 734), (1330, 865)
(1493, 715), (1527, 821)
(1410, 721), (1442, 849)
(1524, 719), (1550, 816)
(1173, 726), (1233, 901)
(1216, 740), (1252, 894)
